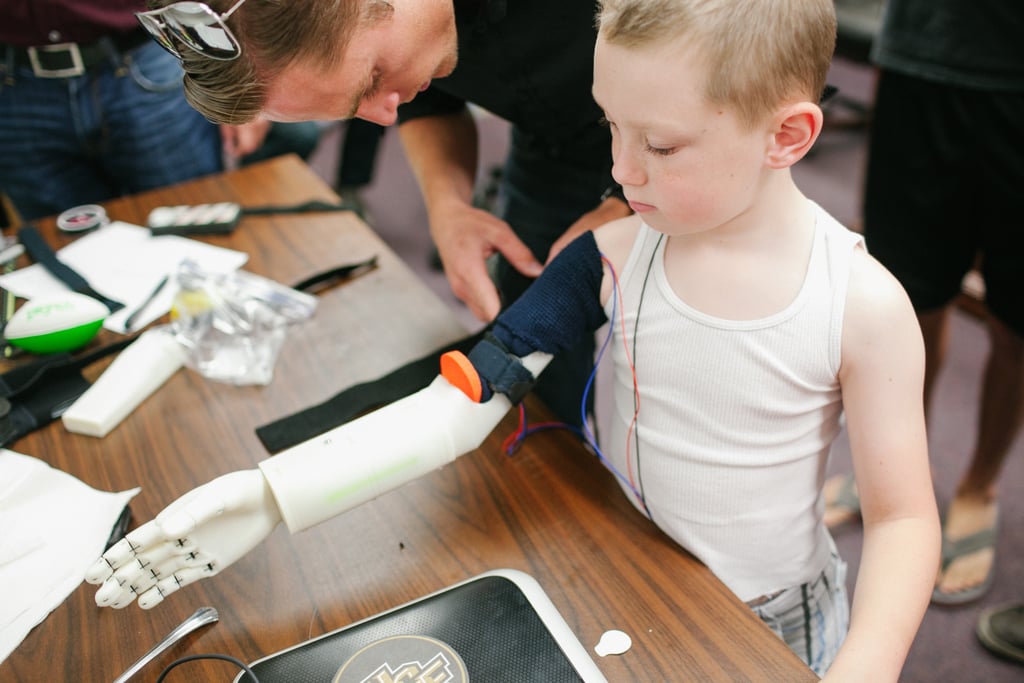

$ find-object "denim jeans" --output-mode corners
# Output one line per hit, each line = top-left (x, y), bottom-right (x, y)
(0, 40), (222, 221)
(748, 546), (850, 676)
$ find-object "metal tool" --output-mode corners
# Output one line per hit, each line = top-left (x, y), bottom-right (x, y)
(111, 606), (219, 683)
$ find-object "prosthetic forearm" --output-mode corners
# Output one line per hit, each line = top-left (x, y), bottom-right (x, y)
(260, 351), (551, 533)
(87, 232), (606, 609)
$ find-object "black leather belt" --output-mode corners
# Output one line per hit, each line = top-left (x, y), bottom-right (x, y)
(4, 29), (151, 78)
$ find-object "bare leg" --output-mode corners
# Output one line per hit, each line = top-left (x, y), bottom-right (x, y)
(936, 313), (1024, 597)
(917, 307), (950, 417)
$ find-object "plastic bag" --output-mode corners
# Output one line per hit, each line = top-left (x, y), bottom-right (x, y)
(169, 259), (317, 385)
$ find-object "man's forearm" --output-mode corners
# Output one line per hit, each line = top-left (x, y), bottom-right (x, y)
(398, 109), (480, 215)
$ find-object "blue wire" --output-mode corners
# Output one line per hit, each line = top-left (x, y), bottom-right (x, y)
(579, 255), (645, 502)
(502, 252), (645, 505)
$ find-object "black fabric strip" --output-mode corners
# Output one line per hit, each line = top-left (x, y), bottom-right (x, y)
(291, 256), (378, 293)
(17, 224), (125, 312)
(239, 199), (363, 216)
(0, 335), (137, 447)
(801, 583), (813, 665)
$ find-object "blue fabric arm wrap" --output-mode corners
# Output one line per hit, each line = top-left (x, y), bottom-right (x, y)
(467, 230), (607, 403)
(492, 230), (607, 356)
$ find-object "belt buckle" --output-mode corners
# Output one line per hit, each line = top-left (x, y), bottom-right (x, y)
(27, 43), (85, 78)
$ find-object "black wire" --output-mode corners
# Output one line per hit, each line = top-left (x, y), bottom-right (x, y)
(155, 653), (261, 683)
(630, 232), (664, 520)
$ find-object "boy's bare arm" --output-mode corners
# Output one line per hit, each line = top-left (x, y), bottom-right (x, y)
(827, 248), (940, 681)
(593, 215), (642, 306)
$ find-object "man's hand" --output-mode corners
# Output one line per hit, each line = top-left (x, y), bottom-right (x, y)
(546, 196), (632, 263)
(431, 201), (542, 321)
(85, 470), (282, 609)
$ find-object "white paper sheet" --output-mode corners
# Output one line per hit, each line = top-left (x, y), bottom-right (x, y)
(0, 222), (249, 333)
(0, 450), (139, 664)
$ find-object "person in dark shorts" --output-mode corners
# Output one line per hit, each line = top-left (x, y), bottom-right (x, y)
(837, 0), (1024, 606)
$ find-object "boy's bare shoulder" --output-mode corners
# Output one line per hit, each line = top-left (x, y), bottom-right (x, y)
(843, 245), (921, 350)
(593, 214), (643, 270)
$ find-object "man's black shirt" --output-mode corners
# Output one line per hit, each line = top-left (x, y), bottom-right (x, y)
(398, 0), (611, 175)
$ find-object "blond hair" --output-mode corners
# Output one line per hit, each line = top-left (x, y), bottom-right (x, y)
(148, 0), (393, 124)
(598, 0), (836, 128)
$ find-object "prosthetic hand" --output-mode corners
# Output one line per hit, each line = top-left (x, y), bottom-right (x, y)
(87, 232), (606, 609)
(85, 469), (281, 609)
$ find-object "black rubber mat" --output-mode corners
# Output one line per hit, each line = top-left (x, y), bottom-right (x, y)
(241, 573), (593, 682)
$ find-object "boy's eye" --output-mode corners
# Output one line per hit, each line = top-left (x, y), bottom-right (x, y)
(645, 143), (676, 156)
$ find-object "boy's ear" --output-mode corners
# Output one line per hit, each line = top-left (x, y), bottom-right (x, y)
(766, 101), (823, 169)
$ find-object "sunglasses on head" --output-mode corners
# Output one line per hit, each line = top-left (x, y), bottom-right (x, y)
(136, 0), (248, 62)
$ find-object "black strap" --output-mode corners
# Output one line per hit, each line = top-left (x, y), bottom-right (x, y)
(467, 333), (536, 404)
(240, 199), (364, 216)
(0, 335), (135, 399)
(17, 224), (125, 312)
(291, 256), (378, 293)
(255, 329), (487, 454)
(0, 335), (136, 447)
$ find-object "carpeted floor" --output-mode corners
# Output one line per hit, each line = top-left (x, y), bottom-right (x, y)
(305, 57), (1023, 682)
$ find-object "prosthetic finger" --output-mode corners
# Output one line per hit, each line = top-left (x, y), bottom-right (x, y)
(136, 566), (213, 610)
(85, 521), (169, 583)
(96, 567), (157, 609)
(95, 540), (214, 608)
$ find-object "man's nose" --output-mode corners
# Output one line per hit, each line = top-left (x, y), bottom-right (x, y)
(355, 92), (400, 126)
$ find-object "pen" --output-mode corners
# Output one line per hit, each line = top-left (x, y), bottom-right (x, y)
(123, 274), (169, 331)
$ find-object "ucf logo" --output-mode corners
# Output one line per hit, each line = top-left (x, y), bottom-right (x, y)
(334, 635), (470, 683)
(362, 651), (456, 683)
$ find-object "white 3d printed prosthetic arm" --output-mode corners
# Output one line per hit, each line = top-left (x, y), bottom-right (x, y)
(87, 231), (606, 609)
(86, 351), (551, 609)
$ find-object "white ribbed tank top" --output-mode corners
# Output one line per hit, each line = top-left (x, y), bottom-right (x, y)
(603, 201), (863, 601)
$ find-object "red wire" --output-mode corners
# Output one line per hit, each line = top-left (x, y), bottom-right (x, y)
(609, 258), (642, 492)
(501, 256), (644, 508)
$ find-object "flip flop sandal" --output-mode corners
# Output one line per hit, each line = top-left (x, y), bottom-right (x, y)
(976, 603), (1024, 664)
(825, 472), (861, 529)
(931, 516), (999, 606)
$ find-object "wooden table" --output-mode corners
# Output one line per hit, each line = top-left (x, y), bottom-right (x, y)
(0, 156), (815, 682)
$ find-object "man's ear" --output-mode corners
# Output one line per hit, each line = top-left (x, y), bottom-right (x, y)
(765, 101), (823, 169)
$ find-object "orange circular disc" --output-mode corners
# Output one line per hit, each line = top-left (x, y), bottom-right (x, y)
(440, 350), (483, 402)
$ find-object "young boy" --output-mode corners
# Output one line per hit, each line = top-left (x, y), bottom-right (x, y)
(90, 1), (938, 678)
(588, 0), (938, 676)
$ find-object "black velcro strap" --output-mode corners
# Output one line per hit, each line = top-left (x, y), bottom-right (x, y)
(467, 334), (536, 405)
(255, 329), (487, 454)
(291, 256), (378, 293)
(0, 336), (136, 447)
(17, 224), (125, 312)
(240, 199), (362, 216)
